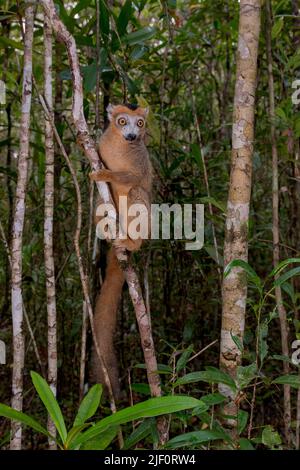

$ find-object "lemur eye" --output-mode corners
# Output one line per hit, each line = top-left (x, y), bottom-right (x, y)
(118, 117), (127, 126)
(137, 119), (144, 128)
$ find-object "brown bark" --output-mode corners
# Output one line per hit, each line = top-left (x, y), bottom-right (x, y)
(219, 0), (261, 418)
(43, 16), (57, 449)
(10, 0), (34, 450)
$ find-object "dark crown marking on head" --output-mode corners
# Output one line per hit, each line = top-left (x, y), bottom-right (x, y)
(123, 103), (138, 111)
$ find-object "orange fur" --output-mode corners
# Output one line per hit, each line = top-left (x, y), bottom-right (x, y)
(91, 105), (152, 397)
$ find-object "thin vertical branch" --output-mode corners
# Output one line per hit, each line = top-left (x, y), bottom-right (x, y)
(191, 92), (222, 287)
(10, 0), (35, 450)
(95, 0), (100, 130)
(79, 301), (88, 401)
(265, 0), (291, 445)
(0, 219), (44, 375)
(44, 15), (57, 450)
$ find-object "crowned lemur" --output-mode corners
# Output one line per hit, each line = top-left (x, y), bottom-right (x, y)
(90, 103), (152, 398)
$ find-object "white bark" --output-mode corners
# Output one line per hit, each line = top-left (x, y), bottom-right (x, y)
(219, 0), (261, 417)
(10, 0), (34, 450)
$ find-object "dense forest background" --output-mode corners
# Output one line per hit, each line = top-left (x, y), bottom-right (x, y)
(0, 0), (300, 451)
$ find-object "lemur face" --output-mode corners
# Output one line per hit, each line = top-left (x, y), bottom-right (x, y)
(107, 104), (149, 142)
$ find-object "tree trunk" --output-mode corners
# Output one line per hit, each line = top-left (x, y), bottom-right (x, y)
(219, 0), (261, 419)
(10, 0), (34, 450)
(265, 0), (291, 446)
(44, 15), (57, 450)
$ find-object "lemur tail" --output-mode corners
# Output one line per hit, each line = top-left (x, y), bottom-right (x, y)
(92, 247), (124, 399)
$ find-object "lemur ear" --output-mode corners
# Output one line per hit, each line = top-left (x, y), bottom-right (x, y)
(106, 104), (115, 121)
(143, 107), (149, 118)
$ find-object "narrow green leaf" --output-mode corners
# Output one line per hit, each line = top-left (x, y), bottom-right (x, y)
(0, 404), (53, 441)
(174, 368), (236, 392)
(165, 430), (228, 449)
(123, 26), (156, 45)
(239, 438), (255, 450)
(268, 257), (300, 278)
(231, 333), (243, 353)
(0, 36), (23, 50)
(271, 17), (284, 39)
(73, 396), (201, 447)
(30, 371), (67, 444)
(100, 0), (110, 42)
(224, 259), (262, 291)
(201, 393), (227, 406)
(176, 345), (194, 373)
(74, 384), (102, 427)
(130, 45), (148, 61)
(65, 423), (91, 449)
(274, 266), (300, 287)
(116, 0), (133, 36)
(80, 426), (118, 450)
(237, 410), (248, 435)
(123, 418), (154, 449)
(273, 374), (300, 389)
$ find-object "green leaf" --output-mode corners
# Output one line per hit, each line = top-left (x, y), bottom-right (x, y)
(130, 45), (148, 61)
(165, 430), (228, 449)
(123, 418), (154, 449)
(239, 438), (255, 450)
(0, 36), (23, 50)
(30, 371), (67, 444)
(134, 363), (172, 374)
(82, 63), (97, 92)
(204, 246), (224, 267)
(236, 363), (257, 389)
(275, 107), (287, 121)
(224, 259), (262, 291)
(116, 0), (133, 36)
(271, 17), (284, 39)
(131, 383), (151, 396)
(81, 426), (118, 450)
(262, 425), (281, 448)
(65, 423), (91, 449)
(273, 374), (300, 389)
(199, 196), (226, 213)
(274, 266), (300, 287)
(191, 400), (209, 415)
(237, 410), (248, 435)
(72, 396), (201, 448)
(0, 404), (52, 441)
(71, 0), (92, 17)
(176, 345), (194, 373)
(74, 384), (102, 427)
(201, 393), (227, 407)
(268, 258), (300, 278)
(258, 322), (268, 364)
(100, 0), (110, 43)
(231, 333), (243, 353)
(123, 26), (156, 45)
(174, 367), (236, 392)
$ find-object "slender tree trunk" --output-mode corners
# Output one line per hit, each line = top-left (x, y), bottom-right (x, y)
(10, 0), (34, 450)
(219, 0), (261, 419)
(265, 0), (291, 446)
(44, 16), (57, 450)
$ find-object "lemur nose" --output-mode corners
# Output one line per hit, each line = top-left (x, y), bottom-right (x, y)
(125, 133), (136, 141)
